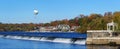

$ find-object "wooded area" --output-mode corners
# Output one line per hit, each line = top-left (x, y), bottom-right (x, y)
(0, 11), (120, 33)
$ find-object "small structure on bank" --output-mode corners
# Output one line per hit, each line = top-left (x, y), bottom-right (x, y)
(86, 21), (120, 45)
(107, 21), (118, 31)
(107, 21), (118, 36)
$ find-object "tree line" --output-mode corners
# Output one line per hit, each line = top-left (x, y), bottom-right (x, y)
(0, 23), (36, 31)
(0, 11), (120, 33)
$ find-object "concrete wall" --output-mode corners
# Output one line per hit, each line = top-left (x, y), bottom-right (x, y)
(87, 45), (118, 49)
(86, 31), (120, 45)
(86, 37), (120, 45)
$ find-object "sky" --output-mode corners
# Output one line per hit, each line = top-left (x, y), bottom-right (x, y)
(0, 0), (120, 24)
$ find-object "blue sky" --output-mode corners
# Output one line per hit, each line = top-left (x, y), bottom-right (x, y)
(0, 0), (120, 24)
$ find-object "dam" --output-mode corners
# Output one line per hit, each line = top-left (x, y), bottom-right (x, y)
(0, 32), (87, 45)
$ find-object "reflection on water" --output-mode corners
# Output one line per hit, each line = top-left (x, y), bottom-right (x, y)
(87, 45), (120, 49)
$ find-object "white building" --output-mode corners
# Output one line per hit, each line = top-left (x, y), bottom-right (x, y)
(57, 24), (70, 32)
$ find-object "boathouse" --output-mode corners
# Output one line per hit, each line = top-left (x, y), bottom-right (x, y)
(86, 21), (120, 45)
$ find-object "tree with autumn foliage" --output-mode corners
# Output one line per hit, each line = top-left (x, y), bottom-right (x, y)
(1, 11), (120, 33)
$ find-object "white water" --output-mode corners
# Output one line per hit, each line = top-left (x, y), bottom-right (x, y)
(6, 35), (12, 38)
(0, 35), (4, 37)
(22, 36), (30, 40)
(74, 39), (86, 45)
(1, 35), (86, 45)
(29, 37), (40, 41)
(40, 37), (54, 42)
(53, 38), (71, 43)
(15, 36), (22, 39)
(40, 37), (47, 41)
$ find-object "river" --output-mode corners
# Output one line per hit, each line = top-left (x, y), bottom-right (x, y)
(0, 37), (86, 49)
(0, 37), (120, 49)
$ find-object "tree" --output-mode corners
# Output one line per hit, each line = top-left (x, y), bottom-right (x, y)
(113, 12), (120, 30)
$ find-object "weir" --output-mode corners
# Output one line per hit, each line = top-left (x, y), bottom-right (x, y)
(0, 32), (86, 45)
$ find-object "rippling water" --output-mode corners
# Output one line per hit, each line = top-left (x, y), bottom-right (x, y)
(0, 38), (86, 49)
(0, 38), (120, 49)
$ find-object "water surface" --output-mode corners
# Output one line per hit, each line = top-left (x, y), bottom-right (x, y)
(0, 38), (86, 49)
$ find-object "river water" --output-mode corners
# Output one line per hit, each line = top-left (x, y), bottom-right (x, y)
(0, 37), (120, 49)
(0, 38), (86, 49)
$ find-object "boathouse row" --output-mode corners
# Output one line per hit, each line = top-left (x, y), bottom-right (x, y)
(86, 21), (120, 45)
